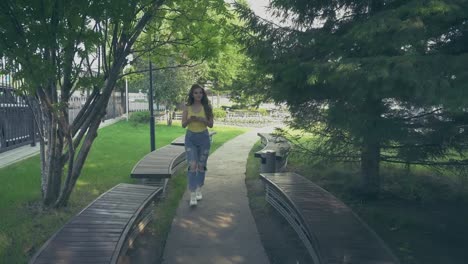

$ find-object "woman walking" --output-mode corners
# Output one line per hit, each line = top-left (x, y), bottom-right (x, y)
(182, 84), (214, 206)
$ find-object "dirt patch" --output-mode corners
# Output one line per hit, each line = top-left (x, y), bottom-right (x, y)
(119, 226), (163, 264)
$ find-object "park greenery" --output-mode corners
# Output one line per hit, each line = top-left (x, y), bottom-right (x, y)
(0, 0), (248, 208)
(235, 0), (468, 196)
(126, 0), (252, 112)
(1, 0), (468, 262)
(0, 121), (247, 263)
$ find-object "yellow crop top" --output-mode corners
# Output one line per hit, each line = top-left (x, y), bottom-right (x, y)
(187, 105), (207, 132)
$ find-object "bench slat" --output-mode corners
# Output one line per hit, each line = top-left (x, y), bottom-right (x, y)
(260, 172), (399, 264)
(30, 183), (162, 264)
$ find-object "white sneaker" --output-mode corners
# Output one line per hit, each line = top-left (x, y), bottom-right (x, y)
(196, 187), (203, 201)
(189, 192), (197, 206)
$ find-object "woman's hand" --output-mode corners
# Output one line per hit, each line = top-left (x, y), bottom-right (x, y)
(194, 116), (207, 124)
(194, 116), (213, 128)
(183, 114), (213, 128)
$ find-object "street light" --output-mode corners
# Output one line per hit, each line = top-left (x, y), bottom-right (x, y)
(148, 61), (155, 151)
(124, 54), (133, 122)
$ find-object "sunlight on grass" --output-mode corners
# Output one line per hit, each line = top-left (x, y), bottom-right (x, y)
(75, 181), (90, 187)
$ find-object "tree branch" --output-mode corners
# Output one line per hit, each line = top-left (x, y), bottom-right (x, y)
(121, 61), (204, 78)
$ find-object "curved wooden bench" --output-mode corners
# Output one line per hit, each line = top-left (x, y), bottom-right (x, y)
(130, 144), (186, 179)
(260, 172), (400, 264)
(254, 133), (291, 172)
(132, 132), (215, 191)
(29, 183), (162, 264)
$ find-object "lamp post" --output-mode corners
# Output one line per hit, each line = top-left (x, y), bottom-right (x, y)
(148, 61), (155, 151)
(124, 54), (133, 121)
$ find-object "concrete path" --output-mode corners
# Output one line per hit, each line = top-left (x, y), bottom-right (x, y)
(162, 129), (272, 264)
(0, 117), (125, 169)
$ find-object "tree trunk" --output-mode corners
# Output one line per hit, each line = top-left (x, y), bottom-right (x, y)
(40, 105), (64, 206)
(54, 116), (101, 207)
(29, 0), (163, 208)
(361, 137), (380, 196)
(166, 106), (172, 126)
(360, 97), (382, 197)
(53, 64), (122, 208)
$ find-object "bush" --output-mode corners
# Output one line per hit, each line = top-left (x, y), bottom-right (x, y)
(129, 111), (150, 125)
(213, 108), (226, 119)
(226, 104), (242, 110)
(252, 108), (268, 116)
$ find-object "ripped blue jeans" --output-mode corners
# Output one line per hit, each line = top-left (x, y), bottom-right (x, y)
(185, 130), (211, 191)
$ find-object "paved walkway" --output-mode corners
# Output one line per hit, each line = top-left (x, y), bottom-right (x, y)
(0, 117), (125, 169)
(162, 128), (272, 264)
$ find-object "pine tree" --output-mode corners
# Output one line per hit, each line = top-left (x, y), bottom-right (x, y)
(236, 0), (468, 195)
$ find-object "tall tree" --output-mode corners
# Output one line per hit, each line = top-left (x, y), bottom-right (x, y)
(0, 0), (226, 207)
(0, 0), (166, 207)
(236, 0), (468, 195)
(228, 57), (271, 108)
(129, 1), (248, 109)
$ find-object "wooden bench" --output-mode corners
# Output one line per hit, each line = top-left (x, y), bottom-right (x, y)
(254, 133), (291, 172)
(29, 183), (162, 264)
(260, 172), (400, 264)
(130, 144), (186, 192)
(131, 144), (187, 179)
(131, 131), (216, 190)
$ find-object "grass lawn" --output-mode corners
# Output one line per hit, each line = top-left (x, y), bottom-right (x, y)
(0, 120), (247, 263)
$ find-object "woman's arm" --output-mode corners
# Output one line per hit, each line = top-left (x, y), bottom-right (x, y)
(206, 116), (214, 128)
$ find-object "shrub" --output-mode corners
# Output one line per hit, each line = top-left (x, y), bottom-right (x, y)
(254, 108), (269, 116)
(129, 111), (150, 126)
(213, 108), (227, 119)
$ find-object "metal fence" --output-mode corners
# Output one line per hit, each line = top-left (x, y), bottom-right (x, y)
(0, 86), (37, 153)
(1, 89), (126, 153)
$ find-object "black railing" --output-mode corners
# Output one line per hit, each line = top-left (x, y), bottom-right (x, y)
(0, 86), (37, 153)
(1, 55), (127, 153)
(1, 88), (125, 153)
(1, 57), (37, 153)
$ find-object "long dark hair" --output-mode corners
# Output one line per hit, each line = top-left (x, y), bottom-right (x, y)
(187, 84), (213, 120)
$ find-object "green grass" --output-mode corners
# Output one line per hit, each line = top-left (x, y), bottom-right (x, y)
(0, 121), (247, 263)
